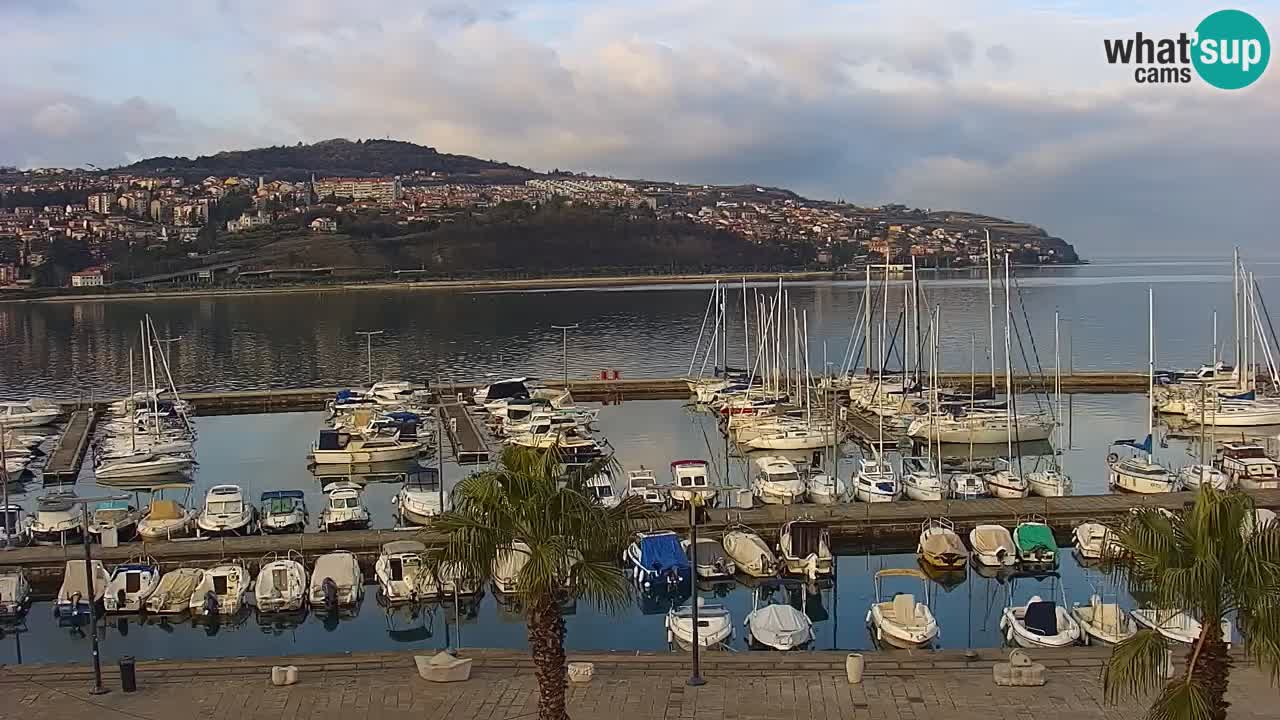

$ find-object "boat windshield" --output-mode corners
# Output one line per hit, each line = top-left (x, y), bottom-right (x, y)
(331, 497), (360, 509)
(593, 485), (614, 498)
(208, 500), (242, 515)
(1227, 446), (1268, 459)
(765, 471), (800, 483)
(263, 498), (299, 514)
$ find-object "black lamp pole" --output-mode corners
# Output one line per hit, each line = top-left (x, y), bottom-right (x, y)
(687, 494), (705, 687)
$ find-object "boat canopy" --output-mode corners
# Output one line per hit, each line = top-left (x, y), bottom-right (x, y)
(1112, 435), (1153, 453)
(261, 490), (306, 501)
(404, 468), (442, 490)
(785, 521), (825, 557)
(1025, 600), (1059, 636)
(316, 430), (349, 451)
(1015, 524), (1055, 554)
(382, 540), (426, 556)
(637, 532), (689, 574)
(148, 499), (182, 520)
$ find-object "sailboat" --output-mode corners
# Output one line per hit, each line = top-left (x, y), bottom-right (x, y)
(1028, 311), (1072, 497)
(984, 256), (1029, 499)
(1108, 289), (1178, 494)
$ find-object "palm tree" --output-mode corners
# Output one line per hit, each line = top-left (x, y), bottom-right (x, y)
(430, 445), (658, 720)
(1102, 487), (1280, 720)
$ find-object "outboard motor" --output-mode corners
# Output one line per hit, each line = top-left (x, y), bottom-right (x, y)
(202, 590), (219, 617)
(117, 589), (128, 610)
(664, 568), (679, 591)
(321, 577), (339, 611)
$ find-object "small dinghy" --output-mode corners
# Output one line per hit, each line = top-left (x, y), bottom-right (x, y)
(684, 537), (735, 580)
(917, 518), (966, 570)
(254, 552), (308, 613)
(746, 590), (814, 650)
(778, 519), (833, 579)
(0, 567), (32, 619)
(866, 568), (939, 649)
(722, 523), (777, 577)
(309, 551), (364, 611)
(666, 597), (734, 650)
(55, 560), (111, 619)
(1000, 576), (1082, 649)
(190, 563), (249, 617)
(1073, 594), (1136, 646)
(1072, 521), (1112, 560)
(805, 472), (847, 504)
(144, 567), (203, 615)
(259, 491), (308, 534)
(137, 485), (198, 540)
(102, 560), (161, 613)
(376, 540), (428, 604)
(969, 524), (1017, 567)
(625, 530), (692, 589)
(1014, 516), (1058, 568)
(1131, 608), (1231, 646)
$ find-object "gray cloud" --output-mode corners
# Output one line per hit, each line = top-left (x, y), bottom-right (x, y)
(986, 43), (1014, 68)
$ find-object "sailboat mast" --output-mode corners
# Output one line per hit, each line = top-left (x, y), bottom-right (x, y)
(1054, 310), (1062, 468)
(1148, 287), (1155, 463)
(1004, 254), (1014, 463)
(688, 286), (715, 378)
(129, 347), (136, 452)
(986, 229), (997, 389)
(863, 265), (872, 376)
(1213, 310), (1219, 367)
(878, 264), (888, 456)
(1233, 248), (1240, 373)
(742, 278), (750, 374)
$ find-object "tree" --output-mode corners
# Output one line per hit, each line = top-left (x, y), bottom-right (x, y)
(429, 446), (656, 720)
(1103, 487), (1280, 720)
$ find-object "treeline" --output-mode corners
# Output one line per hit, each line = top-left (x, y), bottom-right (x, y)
(1, 188), (91, 209)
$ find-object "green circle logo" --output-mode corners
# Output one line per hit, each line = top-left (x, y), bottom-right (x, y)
(1193, 9), (1270, 89)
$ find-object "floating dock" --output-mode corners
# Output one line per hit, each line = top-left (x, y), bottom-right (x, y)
(40, 409), (96, 484)
(438, 403), (491, 464)
(8, 488), (1279, 591)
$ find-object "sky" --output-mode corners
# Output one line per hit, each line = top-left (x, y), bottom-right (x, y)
(1, 0), (1278, 256)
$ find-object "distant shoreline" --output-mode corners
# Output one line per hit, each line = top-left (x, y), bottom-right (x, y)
(1, 263), (1086, 305)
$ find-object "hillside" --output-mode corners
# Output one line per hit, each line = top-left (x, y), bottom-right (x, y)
(124, 138), (537, 183)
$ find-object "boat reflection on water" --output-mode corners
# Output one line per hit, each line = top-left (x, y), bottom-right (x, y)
(384, 603), (434, 643)
(192, 607), (252, 636)
(93, 472), (194, 492)
(937, 439), (1055, 463)
(313, 602), (361, 632)
(494, 592), (576, 622)
(257, 608), (310, 636)
(309, 459), (436, 486)
(918, 559), (967, 591)
(635, 580), (691, 616)
(696, 579), (737, 598)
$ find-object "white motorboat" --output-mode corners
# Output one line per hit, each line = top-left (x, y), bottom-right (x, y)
(30, 493), (83, 546)
(948, 472), (987, 499)
(311, 428), (423, 465)
(866, 569), (939, 649)
(473, 377), (531, 408)
(393, 471), (444, 526)
(778, 519), (833, 579)
(1073, 594), (1136, 646)
(87, 500), (141, 543)
(683, 537), (736, 579)
(137, 487), (198, 540)
(102, 561), (161, 613)
(195, 485), (257, 536)
(917, 518), (966, 570)
(189, 563), (249, 617)
(366, 380), (428, 404)
(320, 481), (372, 531)
(746, 598), (814, 650)
(722, 524), (777, 577)
(669, 460), (718, 509)
(376, 540), (429, 604)
(852, 457), (900, 503)
(1072, 521), (1112, 560)
(901, 456), (943, 501)
(1014, 517), (1059, 568)
(0, 568), (31, 619)
(969, 524), (1017, 567)
(667, 598), (734, 650)
(1001, 589), (1082, 649)
(144, 567), (203, 615)
(254, 553), (308, 613)
(493, 541), (531, 594)
(1217, 443), (1280, 490)
(623, 468), (668, 509)
(0, 400), (60, 428)
(751, 455), (806, 505)
(95, 451), (193, 480)
(55, 560), (110, 619)
(584, 472), (620, 508)
(1027, 467), (1072, 497)
(422, 561), (482, 599)
(1131, 608), (1231, 646)
(984, 459), (1029, 499)
(1107, 454), (1179, 494)
(309, 551), (364, 610)
(1, 504), (32, 548)
(1179, 464), (1231, 491)
(805, 473), (847, 504)
(1242, 508), (1277, 537)
(259, 490), (308, 534)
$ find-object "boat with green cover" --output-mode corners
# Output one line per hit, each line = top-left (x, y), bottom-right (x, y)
(1014, 516), (1058, 568)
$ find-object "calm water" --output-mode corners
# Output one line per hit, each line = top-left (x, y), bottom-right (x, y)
(2, 259), (1278, 399)
(2, 396), (1266, 664)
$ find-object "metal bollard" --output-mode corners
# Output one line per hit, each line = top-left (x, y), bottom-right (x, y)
(118, 655), (137, 692)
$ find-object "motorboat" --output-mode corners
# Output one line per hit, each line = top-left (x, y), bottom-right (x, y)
(1217, 443), (1280, 490)
(1, 504), (32, 547)
(376, 540), (429, 604)
(805, 471), (847, 504)
(137, 491), (198, 541)
(722, 524), (777, 577)
(984, 459), (1030, 499)
(144, 567), (203, 615)
(1072, 521), (1112, 560)
(683, 537), (736, 579)
(666, 598), (734, 650)
(1073, 594), (1136, 646)
(1132, 608), (1231, 646)
(1027, 467), (1072, 497)
(917, 518), (966, 570)
(1014, 516), (1058, 568)
(95, 451), (193, 480)
(1242, 508), (1277, 537)
(311, 428), (423, 464)
(189, 563), (249, 617)
(0, 568), (31, 619)
(309, 551), (364, 610)
(259, 490), (308, 534)
(492, 541), (530, 594)
(393, 470), (444, 526)
(866, 569), (939, 649)
(751, 455), (806, 505)
(55, 560), (110, 619)
(87, 500), (141, 543)
(623, 468), (668, 509)
(1179, 464), (1231, 491)
(969, 524), (1017, 567)
(0, 400), (60, 428)
(422, 561), (482, 599)
(320, 482), (372, 531)
(473, 377), (531, 409)
(1000, 582), (1082, 649)
(30, 492), (83, 546)
(745, 592), (814, 650)
(778, 519), (833, 579)
(195, 485), (257, 536)
(626, 530), (691, 589)
(254, 553), (308, 613)
(583, 473), (620, 508)
(948, 472), (987, 499)
(901, 456), (943, 501)
(852, 457), (900, 503)
(366, 380), (429, 405)
(669, 460), (718, 509)
(102, 561), (161, 613)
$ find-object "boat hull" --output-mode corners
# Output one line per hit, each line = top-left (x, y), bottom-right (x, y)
(1108, 465), (1178, 494)
(312, 445), (421, 464)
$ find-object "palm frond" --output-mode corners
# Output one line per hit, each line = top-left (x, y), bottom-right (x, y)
(1145, 679), (1215, 720)
(1104, 629), (1172, 704)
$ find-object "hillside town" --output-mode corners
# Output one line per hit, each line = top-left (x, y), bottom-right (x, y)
(0, 164), (1077, 289)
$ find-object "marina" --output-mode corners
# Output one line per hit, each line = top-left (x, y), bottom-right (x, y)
(38, 409), (96, 484)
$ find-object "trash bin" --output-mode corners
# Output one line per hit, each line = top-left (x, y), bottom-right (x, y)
(119, 655), (137, 692)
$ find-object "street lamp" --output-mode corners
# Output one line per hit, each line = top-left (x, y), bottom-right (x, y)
(355, 330), (385, 385)
(69, 493), (130, 695)
(551, 324), (578, 389)
(686, 488), (715, 687)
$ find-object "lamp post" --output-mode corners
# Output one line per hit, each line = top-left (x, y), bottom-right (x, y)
(355, 330), (384, 385)
(687, 488), (714, 687)
(70, 493), (130, 695)
(551, 324), (578, 389)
